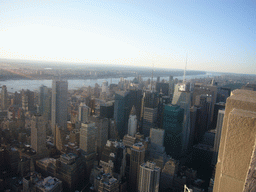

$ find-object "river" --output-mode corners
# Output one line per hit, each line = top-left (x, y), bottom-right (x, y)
(0, 72), (220, 93)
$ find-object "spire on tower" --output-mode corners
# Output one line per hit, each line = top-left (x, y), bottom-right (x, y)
(130, 105), (136, 116)
(183, 53), (188, 84)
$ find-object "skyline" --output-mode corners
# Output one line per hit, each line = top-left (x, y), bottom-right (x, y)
(0, 0), (255, 74)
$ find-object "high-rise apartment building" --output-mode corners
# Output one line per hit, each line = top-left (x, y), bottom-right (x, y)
(138, 161), (161, 192)
(129, 142), (145, 192)
(31, 114), (47, 157)
(213, 89), (256, 192)
(51, 80), (68, 145)
(1, 85), (8, 110)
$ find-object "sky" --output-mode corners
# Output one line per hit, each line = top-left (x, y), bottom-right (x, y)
(0, 0), (255, 74)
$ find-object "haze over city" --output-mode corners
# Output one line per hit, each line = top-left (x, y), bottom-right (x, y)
(1, 1), (256, 192)
(0, 0), (255, 74)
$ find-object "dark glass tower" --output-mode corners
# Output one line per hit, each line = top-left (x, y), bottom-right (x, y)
(163, 104), (184, 159)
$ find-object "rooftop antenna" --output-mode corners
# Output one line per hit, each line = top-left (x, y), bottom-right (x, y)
(183, 53), (188, 84)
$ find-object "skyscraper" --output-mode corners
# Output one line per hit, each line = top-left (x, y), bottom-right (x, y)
(39, 85), (51, 120)
(22, 89), (35, 112)
(51, 80), (68, 146)
(80, 122), (97, 178)
(129, 142), (145, 192)
(31, 114), (47, 157)
(138, 161), (161, 192)
(163, 104), (184, 159)
(128, 106), (137, 137)
(172, 84), (191, 154)
(142, 91), (159, 137)
(80, 122), (96, 154)
(78, 103), (90, 123)
(212, 109), (225, 165)
(1, 85), (8, 110)
(114, 91), (130, 138)
(213, 89), (256, 192)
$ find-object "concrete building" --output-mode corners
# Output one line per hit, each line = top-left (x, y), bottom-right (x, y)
(213, 89), (256, 192)
(51, 80), (68, 146)
(1, 85), (8, 110)
(129, 142), (145, 191)
(138, 161), (160, 192)
(23, 174), (63, 192)
(31, 114), (47, 157)
(95, 173), (119, 192)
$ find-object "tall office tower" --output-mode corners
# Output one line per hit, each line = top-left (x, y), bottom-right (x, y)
(31, 114), (47, 157)
(100, 101), (114, 119)
(195, 94), (213, 130)
(96, 117), (109, 160)
(212, 102), (225, 130)
(172, 83), (191, 154)
(80, 122), (97, 178)
(142, 91), (159, 137)
(188, 106), (197, 149)
(39, 85), (51, 120)
(160, 158), (179, 191)
(213, 89), (256, 192)
(156, 82), (169, 96)
(1, 85), (8, 110)
(114, 91), (130, 139)
(102, 81), (109, 94)
(109, 118), (118, 140)
(138, 161), (160, 192)
(157, 95), (171, 128)
(129, 142), (145, 192)
(129, 89), (143, 120)
(193, 85), (217, 122)
(163, 104), (184, 159)
(78, 103), (90, 123)
(148, 128), (167, 169)
(169, 76), (175, 97)
(217, 87), (231, 103)
(128, 106), (137, 137)
(212, 109), (225, 165)
(22, 89), (35, 112)
(14, 91), (21, 106)
(51, 80), (68, 145)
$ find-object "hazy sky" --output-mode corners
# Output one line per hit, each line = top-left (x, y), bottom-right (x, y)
(0, 0), (255, 74)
